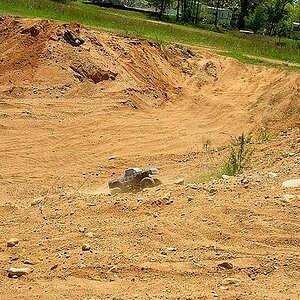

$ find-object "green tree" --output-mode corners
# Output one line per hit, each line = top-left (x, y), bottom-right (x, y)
(288, 0), (300, 21)
(264, 0), (293, 35)
(148, 0), (173, 20)
(247, 3), (267, 32)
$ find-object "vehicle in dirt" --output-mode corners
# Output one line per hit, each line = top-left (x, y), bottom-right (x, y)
(108, 167), (161, 195)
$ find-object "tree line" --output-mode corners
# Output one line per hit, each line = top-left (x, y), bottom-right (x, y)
(52, 0), (300, 37)
(150, 0), (300, 36)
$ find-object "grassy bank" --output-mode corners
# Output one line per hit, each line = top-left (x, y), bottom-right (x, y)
(1, 0), (300, 68)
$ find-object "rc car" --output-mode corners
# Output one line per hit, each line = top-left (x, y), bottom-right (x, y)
(108, 167), (161, 195)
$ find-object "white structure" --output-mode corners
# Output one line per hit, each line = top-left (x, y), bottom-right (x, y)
(165, 8), (177, 16)
(202, 5), (233, 26)
(292, 22), (300, 32)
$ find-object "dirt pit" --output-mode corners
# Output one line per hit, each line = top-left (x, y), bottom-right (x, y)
(0, 15), (300, 299)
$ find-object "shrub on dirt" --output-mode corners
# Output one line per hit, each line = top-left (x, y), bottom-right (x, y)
(222, 133), (253, 176)
(257, 127), (272, 141)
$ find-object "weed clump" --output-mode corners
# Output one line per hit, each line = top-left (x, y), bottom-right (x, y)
(257, 127), (272, 141)
(222, 133), (253, 176)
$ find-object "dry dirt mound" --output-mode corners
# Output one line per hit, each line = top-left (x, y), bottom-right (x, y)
(0, 15), (191, 106)
(1, 15), (299, 125)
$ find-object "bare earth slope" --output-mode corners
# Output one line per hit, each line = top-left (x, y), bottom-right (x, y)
(1, 15), (300, 195)
(0, 15), (300, 299)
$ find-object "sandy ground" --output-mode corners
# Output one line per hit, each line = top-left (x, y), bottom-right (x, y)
(0, 15), (300, 299)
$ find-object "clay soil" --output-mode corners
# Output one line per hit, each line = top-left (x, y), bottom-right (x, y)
(0, 15), (300, 299)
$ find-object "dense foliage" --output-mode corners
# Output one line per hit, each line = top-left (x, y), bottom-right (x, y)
(51, 0), (300, 37)
(146, 0), (300, 37)
(40, 0), (296, 39)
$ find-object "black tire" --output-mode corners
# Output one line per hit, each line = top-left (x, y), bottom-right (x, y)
(111, 187), (122, 195)
(140, 177), (155, 189)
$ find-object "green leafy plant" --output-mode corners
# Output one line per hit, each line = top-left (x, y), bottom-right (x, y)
(222, 133), (253, 176)
(258, 127), (272, 141)
(154, 35), (171, 60)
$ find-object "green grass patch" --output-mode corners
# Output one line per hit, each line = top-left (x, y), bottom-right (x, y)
(187, 170), (222, 184)
(1, 0), (300, 68)
(224, 52), (277, 67)
(189, 134), (254, 183)
(256, 128), (273, 142)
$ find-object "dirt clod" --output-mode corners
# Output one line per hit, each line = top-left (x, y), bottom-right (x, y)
(7, 267), (31, 278)
(7, 238), (19, 247)
(217, 262), (233, 269)
(82, 244), (91, 251)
